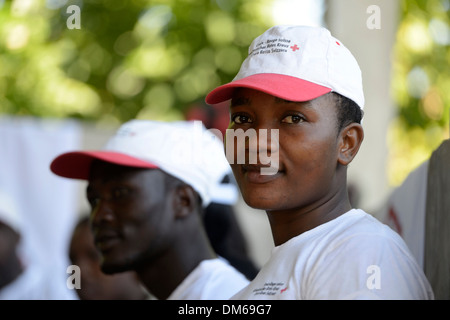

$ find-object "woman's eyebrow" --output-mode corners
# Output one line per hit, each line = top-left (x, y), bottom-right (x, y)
(274, 97), (314, 109)
(274, 97), (296, 104)
(230, 95), (315, 109)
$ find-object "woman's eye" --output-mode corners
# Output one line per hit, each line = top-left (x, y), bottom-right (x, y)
(282, 115), (304, 124)
(232, 114), (253, 124)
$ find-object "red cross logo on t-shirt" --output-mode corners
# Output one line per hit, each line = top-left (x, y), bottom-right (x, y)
(290, 44), (299, 52)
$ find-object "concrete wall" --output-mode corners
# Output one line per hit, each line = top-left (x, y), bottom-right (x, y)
(326, 0), (401, 215)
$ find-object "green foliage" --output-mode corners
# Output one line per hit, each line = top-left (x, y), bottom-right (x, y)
(392, 0), (449, 130)
(388, 0), (449, 185)
(0, 0), (271, 122)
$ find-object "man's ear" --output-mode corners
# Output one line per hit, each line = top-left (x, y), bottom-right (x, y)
(337, 123), (364, 166)
(173, 184), (197, 219)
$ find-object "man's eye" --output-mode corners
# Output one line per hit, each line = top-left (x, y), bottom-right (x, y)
(112, 187), (130, 199)
(232, 114), (253, 124)
(282, 115), (304, 124)
(88, 196), (100, 208)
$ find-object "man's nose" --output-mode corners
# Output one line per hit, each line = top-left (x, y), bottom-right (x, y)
(90, 200), (114, 226)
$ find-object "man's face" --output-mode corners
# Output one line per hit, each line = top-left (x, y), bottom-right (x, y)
(228, 88), (341, 212)
(69, 220), (147, 300)
(87, 161), (174, 274)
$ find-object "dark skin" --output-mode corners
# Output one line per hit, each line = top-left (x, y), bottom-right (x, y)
(0, 222), (22, 290)
(87, 161), (216, 300)
(228, 88), (364, 246)
(69, 218), (149, 300)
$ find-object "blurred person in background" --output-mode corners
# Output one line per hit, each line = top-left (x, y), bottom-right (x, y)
(0, 191), (23, 294)
(186, 101), (260, 281)
(69, 215), (151, 300)
(202, 163), (259, 281)
(0, 190), (77, 300)
(50, 119), (249, 300)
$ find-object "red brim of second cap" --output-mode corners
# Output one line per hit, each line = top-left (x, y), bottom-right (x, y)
(50, 151), (159, 180)
(205, 73), (332, 105)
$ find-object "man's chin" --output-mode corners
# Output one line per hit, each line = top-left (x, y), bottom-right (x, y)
(100, 262), (132, 275)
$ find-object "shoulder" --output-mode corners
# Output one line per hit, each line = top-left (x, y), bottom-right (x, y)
(168, 258), (249, 300)
(303, 210), (433, 299)
(267, 209), (412, 273)
(319, 209), (415, 261)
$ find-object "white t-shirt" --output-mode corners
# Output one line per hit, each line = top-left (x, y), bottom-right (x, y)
(231, 209), (434, 300)
(167, 257), (250, 300)
(382, 160), (428, 269)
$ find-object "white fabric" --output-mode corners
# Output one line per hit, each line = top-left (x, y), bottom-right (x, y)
(231, 209), (434, 300)
(0, 190), (22, 235)
(104, 120), (230, 207)
(0, 263), (77, 300)
(382, 161), (428, 270)
(167, 258), (249, 300)
(234, 25), (364, 109)
(209, 173), (239, 206)
(0, 116), (81, 300)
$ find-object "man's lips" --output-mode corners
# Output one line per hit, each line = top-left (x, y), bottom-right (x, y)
(94, 232), (121, 252)
(241, 164), (283, 183)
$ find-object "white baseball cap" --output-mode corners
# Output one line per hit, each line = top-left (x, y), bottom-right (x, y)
(205, 25), (364, 110)
(0, 190), (22, 234)
(50, 120), (230, 207)
(209, 171), (239, 206)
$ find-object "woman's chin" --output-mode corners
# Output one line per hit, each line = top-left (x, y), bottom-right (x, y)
(242, 194), (279, 211)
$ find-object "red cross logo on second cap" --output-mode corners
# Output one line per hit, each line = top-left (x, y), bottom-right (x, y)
(290, 44), (299, 52)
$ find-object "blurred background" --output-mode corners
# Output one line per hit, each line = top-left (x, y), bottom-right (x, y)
(0, 0), (448, 274)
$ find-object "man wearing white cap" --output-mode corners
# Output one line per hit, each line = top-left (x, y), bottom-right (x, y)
(205, 25), (433, 299)
(50, 120), (249, 300)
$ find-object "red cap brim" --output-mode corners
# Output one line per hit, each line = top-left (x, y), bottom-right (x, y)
(50, 151), (158, 180)
(205, 73), (331, 105)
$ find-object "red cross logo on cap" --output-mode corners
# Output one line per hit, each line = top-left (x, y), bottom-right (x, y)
(290, 44), (299, 52)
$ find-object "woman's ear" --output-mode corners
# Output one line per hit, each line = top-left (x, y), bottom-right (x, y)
(337, 123), (364, 166)
(172, 184), (197, 219)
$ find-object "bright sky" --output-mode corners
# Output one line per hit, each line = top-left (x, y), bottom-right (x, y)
(271, 0), (325, 27)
